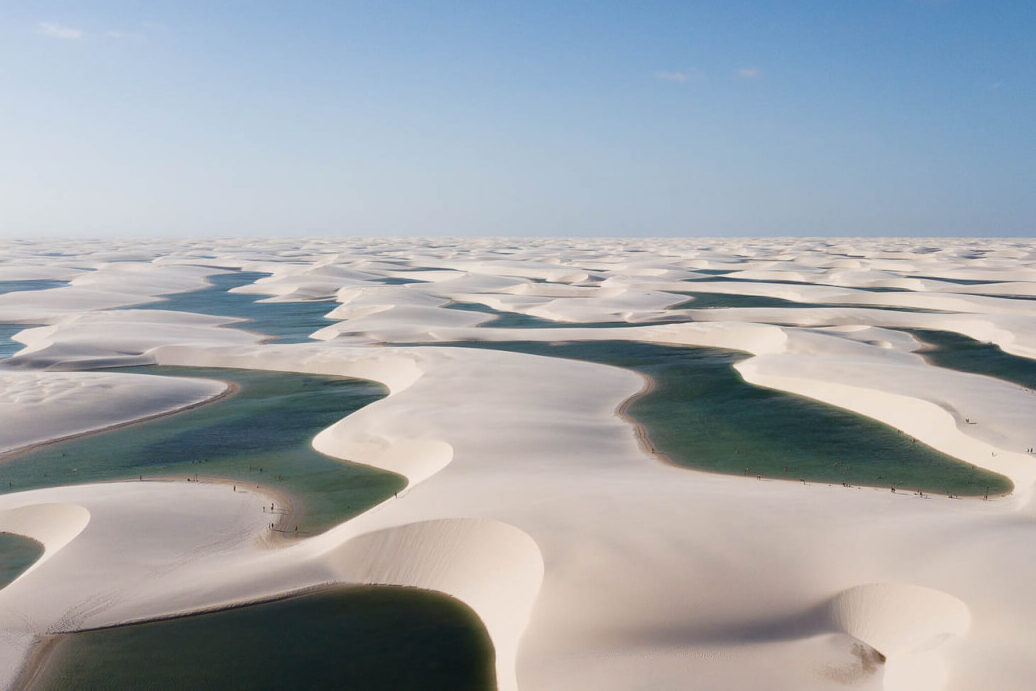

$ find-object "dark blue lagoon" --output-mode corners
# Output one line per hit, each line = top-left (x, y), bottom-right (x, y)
(0, 281), (67, 359)
(0, 324), (28, 360)
(0, 280), (67, 295)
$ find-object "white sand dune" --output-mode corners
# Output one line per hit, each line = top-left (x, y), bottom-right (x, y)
(0, 262), (223, 324)
(0, 370), (227, 456)
(5, 309), (258, 368)
(827, 583), (971, 691)
(1, 238), (1035, 690)
(321, 518), (544, 691)
(682, 306), (1036, 360)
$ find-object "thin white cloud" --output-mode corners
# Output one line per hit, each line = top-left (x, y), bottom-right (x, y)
(738, 67), (760, 78)
(656, 71), (688, 83)
(38, 22), (84, 39)
(655, 68), (705, 84)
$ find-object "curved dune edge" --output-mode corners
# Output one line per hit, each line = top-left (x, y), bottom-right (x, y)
(0, 262), (222, 326)
(733, 361), (1030, 495)
(155, 344), (452, 490)
(317, 518), (544, 691)
(0, 504), (90, 579)
(827, 583), (970, 691)
(304, 309), (1036, 502)
(828, 582), (970, 657)
(0, 371), (230, 459)
(314, 434), (453, 487)
(154, 343), (423, 393)
(148, 345), (538, 687)
(146, 337), (1002, 691)
(61, 344), (535, 688)
(681, 306), (1036, 360)
(11, 514), (544, 691)
(616, 323), (1033, 499)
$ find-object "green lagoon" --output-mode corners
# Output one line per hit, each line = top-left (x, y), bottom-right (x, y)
(909, 329), (1036, 390)
(443, 340), (1010, 496)
(0, 367), (404, 535)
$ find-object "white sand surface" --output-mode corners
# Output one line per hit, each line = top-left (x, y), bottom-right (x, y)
(0, 371), (227, 456)
(5, 309), (260, 368)
(1, 238), (1036, 690)
(0, 262), (223, 324)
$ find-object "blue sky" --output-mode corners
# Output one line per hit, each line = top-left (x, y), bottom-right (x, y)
(0, 1), (1032, 237)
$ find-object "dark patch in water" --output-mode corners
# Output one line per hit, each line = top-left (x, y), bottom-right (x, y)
(26, 585), (495, 691)
(0, 532), (44, 590)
